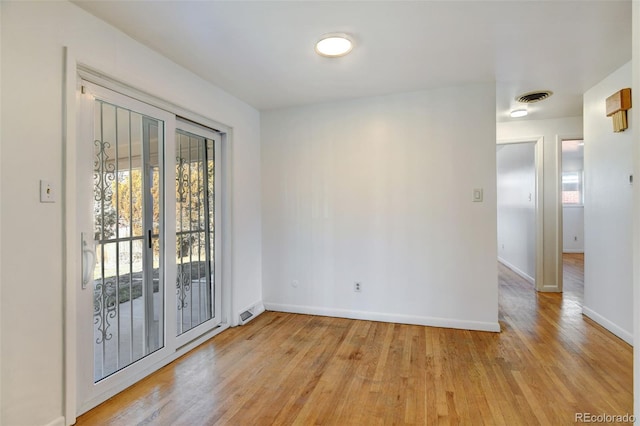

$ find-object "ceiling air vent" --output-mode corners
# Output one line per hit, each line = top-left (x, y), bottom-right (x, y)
(515, 90), (553, 104)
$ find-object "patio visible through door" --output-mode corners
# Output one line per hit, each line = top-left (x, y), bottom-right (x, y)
(75, 80), (222, 415)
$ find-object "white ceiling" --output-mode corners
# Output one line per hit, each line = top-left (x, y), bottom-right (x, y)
(73, 1), (632, 121)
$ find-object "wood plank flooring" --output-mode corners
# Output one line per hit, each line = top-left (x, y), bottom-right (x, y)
(76, 254), (632, 425)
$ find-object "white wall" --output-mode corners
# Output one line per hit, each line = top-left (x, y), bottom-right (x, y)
(496, 142), (536, 282)
(1, 2), (262, 425)
(261, 85), (499, 332)
(583, 61), (633, 344)
(497, 116), (583, 291)
(562, 207), (584, 252)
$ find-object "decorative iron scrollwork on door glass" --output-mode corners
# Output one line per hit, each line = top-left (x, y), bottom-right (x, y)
(92, 100), (164, 382)
(175, 129), (215, 335)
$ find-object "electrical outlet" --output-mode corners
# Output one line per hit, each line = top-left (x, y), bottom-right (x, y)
(354, 282), (362, 292)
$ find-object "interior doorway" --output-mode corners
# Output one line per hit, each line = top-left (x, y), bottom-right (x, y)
(559, 138), (585, 301)
(496, 138), (544, 289)
(560, 139), (585, 253)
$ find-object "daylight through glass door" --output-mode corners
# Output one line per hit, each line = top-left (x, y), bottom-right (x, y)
(92, 100), (164, 382)
(175, 129), (216, 335)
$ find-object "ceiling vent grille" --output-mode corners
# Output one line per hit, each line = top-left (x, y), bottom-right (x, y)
(515, 90), (553, 104)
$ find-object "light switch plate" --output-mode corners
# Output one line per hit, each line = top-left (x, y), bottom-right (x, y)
(40, 180), (56, 203)
(472, 188), (483, 202)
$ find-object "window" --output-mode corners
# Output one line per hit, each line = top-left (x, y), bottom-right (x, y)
(562, 171), (583, 205)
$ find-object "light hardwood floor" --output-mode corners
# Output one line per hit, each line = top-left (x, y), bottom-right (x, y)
(76, 254), (632, 425)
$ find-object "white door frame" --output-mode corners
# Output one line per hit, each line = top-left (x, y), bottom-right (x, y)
(63, 48), (234, 425)
(496, 137), (544, 291)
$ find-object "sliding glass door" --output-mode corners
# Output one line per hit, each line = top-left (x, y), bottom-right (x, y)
(92, 103), (164, 381)
(175, 121), (222, 344)
(76, 82), (222, 414)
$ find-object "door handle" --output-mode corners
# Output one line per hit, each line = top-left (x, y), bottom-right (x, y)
(81, 232), (96, 289)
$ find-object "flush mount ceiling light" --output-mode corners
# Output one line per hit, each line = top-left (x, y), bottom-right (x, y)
(510, 109), (528, 118)
(315, 33), (353, 57)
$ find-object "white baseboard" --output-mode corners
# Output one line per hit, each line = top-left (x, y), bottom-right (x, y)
(582, 306), (633, 345)
(498, 257), (534, 284)
(263, 302), (500, 333)
(44, 416), (65, 426)
(562, 249), (584, 254)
